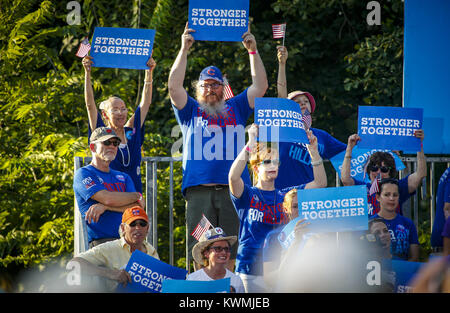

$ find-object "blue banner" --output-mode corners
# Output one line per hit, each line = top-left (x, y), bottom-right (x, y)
(357, 106), (423, 152)
(389, 259), (424, 293)
(255, 98), (309, 143)
(188, 0), (249, 42)
(293, 185), (368, 233)
(330, 147), (405, 183)
(91, 27), (155, 70)
(161, 278), (230, 293)
(117, 250), (187, 293)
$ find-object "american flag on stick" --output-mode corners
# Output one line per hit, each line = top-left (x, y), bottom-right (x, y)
(223, 77), (235, 100)
(302, 109), (312, 129)
(369, 173), (382, 196)
(76, 37), (91, 58)
(191, 214), (212, 241)
(272, 23), (287, 45)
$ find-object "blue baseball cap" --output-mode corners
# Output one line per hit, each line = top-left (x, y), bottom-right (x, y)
(199, 66), (223, 83)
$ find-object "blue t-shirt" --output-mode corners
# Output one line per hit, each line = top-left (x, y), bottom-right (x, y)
(431, 167), (450, 247)
(230, 184), (305, 275)
(73, 164), (136, 242)
(88, 106), (145, 193)
(275, 128), (346, 190)
(354, 175), (413, 217)
(262, 227), (283, 264)
(173, 90), (252, 195)
(372, 214), (419, 260)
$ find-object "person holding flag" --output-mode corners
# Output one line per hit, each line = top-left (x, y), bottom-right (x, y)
(274, 45), (346, 189)
(82, 54), (156, 194)
(228, 123), (326, 292)
(168, 22), (269, 272)
(341, 132), (427, 217)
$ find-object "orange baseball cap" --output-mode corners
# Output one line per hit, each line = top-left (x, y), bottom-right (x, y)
(122, 206), (149, 225)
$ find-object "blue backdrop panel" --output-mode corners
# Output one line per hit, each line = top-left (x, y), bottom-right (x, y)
(403, 0), (450, 154)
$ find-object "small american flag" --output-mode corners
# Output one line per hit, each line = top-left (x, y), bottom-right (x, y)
(272, 23), (286, 39)
(191, 214), (212, 241)
(76, 37), (91, 58)
(302, 109), (312, 129)
(223, 77), (234, 100)
(369, 173), (382, 196)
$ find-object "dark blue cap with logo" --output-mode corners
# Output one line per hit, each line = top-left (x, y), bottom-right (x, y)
(199, 66), (223, 83)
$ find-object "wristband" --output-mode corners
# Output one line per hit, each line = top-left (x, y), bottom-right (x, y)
(138, 192), (143, 202)
(144, 80), (153, 85)
(248, 50), (258, 55)
(311, 159), (323, 166)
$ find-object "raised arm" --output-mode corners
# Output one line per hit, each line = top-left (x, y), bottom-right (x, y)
(168, 22), (195, 110)
(341, 134), (360, 186)
(82, 56), (98, 130)
(229, 124), (258, 198)
(242, 25), (268, 109)
(126, 57), (156, 128)
(407, 129), (427, 193)
(276, 45), (288, 98)
(304, 130), (327, 189)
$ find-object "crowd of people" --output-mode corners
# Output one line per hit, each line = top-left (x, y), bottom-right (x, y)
(71, 23), (450, 293)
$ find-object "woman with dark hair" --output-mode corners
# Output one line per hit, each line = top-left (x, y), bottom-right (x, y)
(341, 133), (426, 217)
(373, 178), (420, 261)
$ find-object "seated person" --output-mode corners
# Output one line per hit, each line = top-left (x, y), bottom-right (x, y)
(69, 206), (158, 291)
(187, 227), (245, 293)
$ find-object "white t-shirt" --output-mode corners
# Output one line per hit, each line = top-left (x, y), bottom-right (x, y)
(187, 268), (246, 293)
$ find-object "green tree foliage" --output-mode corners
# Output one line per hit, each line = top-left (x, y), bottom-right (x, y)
(0, 0), (434, 291)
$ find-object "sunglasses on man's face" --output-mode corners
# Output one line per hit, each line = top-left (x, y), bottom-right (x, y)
(129, 220), (148, 227)
(369, 165), (391, 173)
(209, 246), (230, 253)
(102, 139), (120, 147)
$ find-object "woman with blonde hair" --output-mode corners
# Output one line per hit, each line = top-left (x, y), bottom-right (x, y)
(228, 123), (326, 292)
(82, 56), (156, 193)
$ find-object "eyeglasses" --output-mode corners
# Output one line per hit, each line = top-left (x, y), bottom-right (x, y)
(200, 83), (223, 89)
(209, 246), (230, 253)
(109, 108), (128, 114)
(102, 139), (120, 147)
(129, 220), (148, 227)
(369, 165), (391, 173)
(259, 159), (280, 167)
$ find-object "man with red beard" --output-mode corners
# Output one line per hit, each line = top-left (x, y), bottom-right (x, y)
(168, 22), (268, 271)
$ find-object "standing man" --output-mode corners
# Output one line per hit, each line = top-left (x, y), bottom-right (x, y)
(168, 22), (268, 270)
(73, 127), (144, 248)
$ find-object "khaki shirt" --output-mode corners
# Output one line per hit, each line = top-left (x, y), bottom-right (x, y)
(78, 237), (159, 269)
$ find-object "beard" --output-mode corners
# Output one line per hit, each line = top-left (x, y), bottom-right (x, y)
(196, 86), (227, 118)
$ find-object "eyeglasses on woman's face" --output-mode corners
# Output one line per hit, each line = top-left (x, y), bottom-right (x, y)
(369, 165), (391, 173)
(208, 245), (230, 253)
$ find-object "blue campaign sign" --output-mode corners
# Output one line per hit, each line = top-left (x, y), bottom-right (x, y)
(117, 250), (187, 293)
(296, 185), (368, 233)
(330, 147), (405, 184)
(90, 27), (155, 70)
(390, 259), (424, 293)
(404, 0), (450, 154)
(188, 0), (249, 42)
(255, 98), (309, 143)
(161, 278), (230, 293)
(357, 106), (423, 152)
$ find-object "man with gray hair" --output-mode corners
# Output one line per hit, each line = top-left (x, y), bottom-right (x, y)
(70, 206), (158, 291)
(73, 127), (144, 248)
(168, 22), (268, 271)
